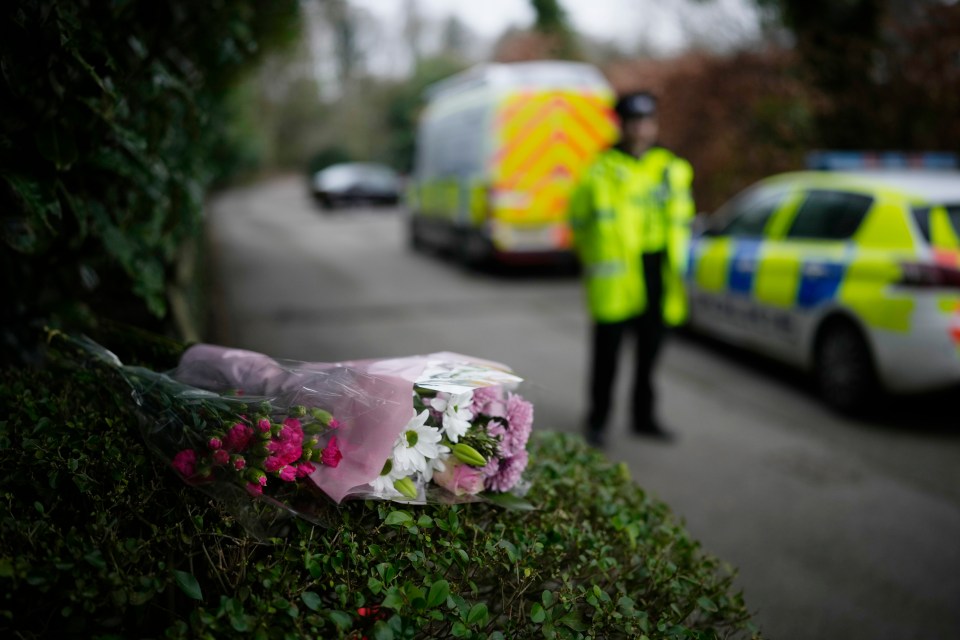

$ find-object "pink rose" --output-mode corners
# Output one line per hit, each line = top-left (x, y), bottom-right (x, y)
(434, 460), (485, 496)
(171, 449), (197, 477)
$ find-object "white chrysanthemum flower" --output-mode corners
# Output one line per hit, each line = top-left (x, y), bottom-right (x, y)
(370, 457), (405, 496)
(392, 409), (443, 475)
(422, 447), (451, 483)
(430, 390), (474, 443)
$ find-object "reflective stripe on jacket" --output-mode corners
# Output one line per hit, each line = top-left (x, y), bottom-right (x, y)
(569, 146), (695, 324)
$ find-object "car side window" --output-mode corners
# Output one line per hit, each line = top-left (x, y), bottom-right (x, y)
(911, 204), (960, 244)
(716, 189), (784, 238)
(786, 190), (872, 240)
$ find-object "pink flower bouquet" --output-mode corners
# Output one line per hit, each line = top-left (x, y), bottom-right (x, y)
(80, 337), (536, 531)
(171, 344), (535, 508)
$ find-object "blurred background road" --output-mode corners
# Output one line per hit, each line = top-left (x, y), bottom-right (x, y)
(206, 176), (960, 640)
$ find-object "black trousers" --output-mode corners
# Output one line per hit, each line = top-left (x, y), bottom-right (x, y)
(586, 252), (666, 434)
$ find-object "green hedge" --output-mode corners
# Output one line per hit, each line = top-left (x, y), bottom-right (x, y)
(0, 0), (301, 363)
(0, 334), (759, 639)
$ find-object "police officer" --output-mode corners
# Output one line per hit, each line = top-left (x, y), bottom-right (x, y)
(569, 90), (695, 447)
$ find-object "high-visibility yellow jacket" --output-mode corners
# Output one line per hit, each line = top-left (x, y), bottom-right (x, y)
(569, 146), (695, 324)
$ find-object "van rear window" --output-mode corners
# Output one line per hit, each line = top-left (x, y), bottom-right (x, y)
(911, 205), (960, 244)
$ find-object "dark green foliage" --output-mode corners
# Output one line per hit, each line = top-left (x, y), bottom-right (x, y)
(528, 0), (581, 60)
(752, 0), (960, 151)
(0, 0), (301, 363)
(531, 0), (572, 33)
(0, 332), (760, 639)
(307, 146), (355, 177)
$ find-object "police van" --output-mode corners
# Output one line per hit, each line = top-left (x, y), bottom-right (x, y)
(686, 167), (960, 412)
(407, 61), (617, 266)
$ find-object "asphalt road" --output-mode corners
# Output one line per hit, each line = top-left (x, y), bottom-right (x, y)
(205, 175), (960, 640)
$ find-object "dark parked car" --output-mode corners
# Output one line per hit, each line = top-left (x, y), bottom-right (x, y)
(310, 162), (401, 209)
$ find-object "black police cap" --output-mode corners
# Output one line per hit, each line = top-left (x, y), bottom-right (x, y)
(614, 91), (658, 119)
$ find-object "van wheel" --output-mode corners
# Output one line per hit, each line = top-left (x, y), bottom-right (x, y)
(814, 320), (877, 414)
(409, 217), (426, 252)
(456, 229), (493, 270)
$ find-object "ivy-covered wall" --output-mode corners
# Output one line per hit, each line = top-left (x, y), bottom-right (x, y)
(0, 0), (301, 364)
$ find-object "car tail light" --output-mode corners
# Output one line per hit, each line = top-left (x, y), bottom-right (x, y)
(898, 262), (960, 288)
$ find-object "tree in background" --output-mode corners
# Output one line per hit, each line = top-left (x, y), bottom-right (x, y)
(494, 0), (583, 61)
(300, 0), (473, 175)
(0, 0), (302, 364)
(319, 0), (364, 90)
(754, 0), (960, 151)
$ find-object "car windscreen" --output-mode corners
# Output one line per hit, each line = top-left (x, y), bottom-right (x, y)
(912, 204), (960, 246)
(708, 187), (786, 237)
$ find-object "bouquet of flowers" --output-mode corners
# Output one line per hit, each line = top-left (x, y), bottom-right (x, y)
(71, 336), (535, 531)
(367, 369), (533, 502)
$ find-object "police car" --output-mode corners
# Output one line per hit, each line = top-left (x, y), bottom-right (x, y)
(685, 169), (960, 412)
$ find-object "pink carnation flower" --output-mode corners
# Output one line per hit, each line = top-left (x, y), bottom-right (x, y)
(224, 423), (254, 452)
(264, 447), (299, 472)
(257, 418), (271, 433)
(321, 436), (342, 468)
(502, 393), (533, 456)
(485, 449), (528, 492)
(280, 417), (303, 440)
(434, 460), (486, 496)
(296, 461), (316, 478)
(265, 419), (305, 469)
(246, 482), (263, 497)
(171, 449), (197, 477)
(208, 437), (222, 450)
(212, 449), (230, 465)
(329, 418), (342, 430)
(233, 457), (246, 470)
(278, 465), (297, 482)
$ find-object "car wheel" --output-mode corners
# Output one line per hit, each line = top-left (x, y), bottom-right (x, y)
(814, 319), (877, 414)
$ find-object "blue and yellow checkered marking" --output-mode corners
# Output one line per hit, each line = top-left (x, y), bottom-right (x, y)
(690, 237), (848, 310)
(796, 262), (846, 309)
(727, 239), (762, 295)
